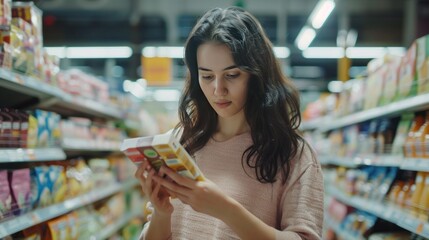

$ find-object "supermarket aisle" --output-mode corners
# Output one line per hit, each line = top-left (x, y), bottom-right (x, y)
(0, 1), (147, 239)
(302, 34), (429, 240)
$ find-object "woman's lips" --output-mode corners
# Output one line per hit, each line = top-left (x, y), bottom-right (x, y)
(215, 101), (231, 108)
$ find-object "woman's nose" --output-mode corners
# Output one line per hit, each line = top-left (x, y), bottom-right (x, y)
(213, 77), (227, 96)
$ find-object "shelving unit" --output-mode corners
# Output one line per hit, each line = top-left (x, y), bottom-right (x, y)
(303, 81), (429, 238)
(93, 210), (142, 240)
(0, 148), (66, 163)
(325, 185), (429, 239)
(324, 213), (364, 240)
(0, 68), (142, 238)
(0, 179), (138, 238)
(0, 68), (123, 120)
(301, 93), (429, 132)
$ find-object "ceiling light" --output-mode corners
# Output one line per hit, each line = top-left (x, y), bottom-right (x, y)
(273, 47), (290, 58)
(328, 80), (343, 93)
(302, 47), (406, 59)
(153, 89), (181, 102)
(295, 26), (317, 50)
(142, 47), (184, 58)
(346, 47), (406, 59)
(45, 46), (133, 59)
(303, 47), (344, 58)
(309, 0), (336, 29)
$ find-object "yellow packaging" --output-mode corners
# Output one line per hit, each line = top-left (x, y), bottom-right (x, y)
(410, 172), (426, 215)
(121, 130), (205, 181)
(416, 34), (429, 94)
(26, 113), (38, 148)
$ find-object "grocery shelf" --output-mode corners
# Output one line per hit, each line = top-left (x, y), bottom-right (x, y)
(302, 93), (429, 132)
(62, 138), (121, 152)
(326, 185), (429, 239)
(93, 211), (141, 240)
(401, 158), (429, 172)
(0, 68), (63, 100)
(319, 155), (402, 168)
(0, 179), (138, 238)
(0, 148), (66, 163)
(0, 68), (123, 120)
(45, 94), (123, 120)
(324, 213), (364, 240)
(320, 155), (429, 172)
(300, 116), (333, 131)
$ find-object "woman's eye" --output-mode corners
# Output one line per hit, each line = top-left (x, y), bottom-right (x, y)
(226, 73), (239, 79)
(201, 75), (213, 80)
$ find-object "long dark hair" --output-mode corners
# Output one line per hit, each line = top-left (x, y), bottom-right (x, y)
(176, 7), (307, 184)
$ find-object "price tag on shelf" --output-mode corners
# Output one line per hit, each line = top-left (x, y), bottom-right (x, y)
(382, 205), (395, 220)
(26, 149), (36, 161)
(0, 225), (7, 237)
(14, 74), (25, 85)
(422, 223), (429, 238)
(0, 150), (10, 162)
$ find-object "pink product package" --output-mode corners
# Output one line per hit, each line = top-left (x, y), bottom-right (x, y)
(9, 168), (32, 215)
(0, 170), (12, 220)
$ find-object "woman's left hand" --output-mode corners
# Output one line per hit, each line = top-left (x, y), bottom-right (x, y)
(153, 166), (232, 219)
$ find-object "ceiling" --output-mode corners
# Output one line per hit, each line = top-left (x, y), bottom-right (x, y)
(28, 0), (429, 92)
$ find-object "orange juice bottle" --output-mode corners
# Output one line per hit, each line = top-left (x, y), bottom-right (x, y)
(404, 114), (425, 158)
(411, 172), (427, 215)
(415, 111), (429, 158)
(418, 172), (429, 220)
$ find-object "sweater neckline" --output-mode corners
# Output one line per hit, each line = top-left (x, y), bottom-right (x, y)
(209, 131), (251, 144)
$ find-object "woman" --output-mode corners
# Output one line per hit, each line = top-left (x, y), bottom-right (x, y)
(135, 6), (324, 240)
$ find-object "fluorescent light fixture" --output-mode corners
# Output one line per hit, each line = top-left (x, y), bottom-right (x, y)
(45, 47), (67, 58)
(273, 47), (290, 58)
(142, 46), (290, 59)
(328, 80), (343, 93)
(295, 26), (316, 50)
(142, 46), (184, 58)
(303, 47), (406, 59)
(153, 89), (181, 102)
(123, 79), (147, 98)
(45, 46), (133, 59)
(303, 47), (344, 58)
(309, 0), (336, 29)
(346, 47), (406, 59)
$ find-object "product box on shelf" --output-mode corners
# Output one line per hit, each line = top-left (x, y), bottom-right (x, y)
(416, 34), (429, 94)
(391, 113), (414, 156)
(0, 29), (12, 69)
(364, 62), (387, 109)
(0, 0), (11, 30)
(380, 55), (402, 106)
(0, 170), (12, 221)
(8, 168), (32, 216)
(30, 166), (52, 208)
(11, 1), (42, 47)
(397, 41), (417, 100)
(121, 130), (205, 181)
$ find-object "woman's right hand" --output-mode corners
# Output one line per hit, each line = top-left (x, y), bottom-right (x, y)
(135, 160), (174, 217)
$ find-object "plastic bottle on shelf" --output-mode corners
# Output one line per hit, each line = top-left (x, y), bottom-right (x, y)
(376, 118), (399, 155)
(414, 111), (429, 158)
(417, 172), (429, 220)
(404, 114), (425, 158)
(410, 172), (427, 215)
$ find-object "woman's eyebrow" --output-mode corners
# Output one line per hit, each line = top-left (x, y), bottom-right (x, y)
(198, 65), (238, 71)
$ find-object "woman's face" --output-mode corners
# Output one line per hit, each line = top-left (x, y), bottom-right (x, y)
(197, 43), (250, 119)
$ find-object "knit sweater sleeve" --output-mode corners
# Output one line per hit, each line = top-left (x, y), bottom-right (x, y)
(275, 148), (324, 240)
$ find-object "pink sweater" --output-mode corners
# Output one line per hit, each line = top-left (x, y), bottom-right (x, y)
(141, 132), (324, 239)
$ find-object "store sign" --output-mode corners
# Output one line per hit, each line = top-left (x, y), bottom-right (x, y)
(142, 57), (172, 86)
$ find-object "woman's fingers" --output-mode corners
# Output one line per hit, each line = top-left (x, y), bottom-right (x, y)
(159, 166), (196, 188)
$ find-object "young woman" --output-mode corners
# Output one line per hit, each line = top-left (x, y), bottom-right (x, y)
(135, 7), (324, 240)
